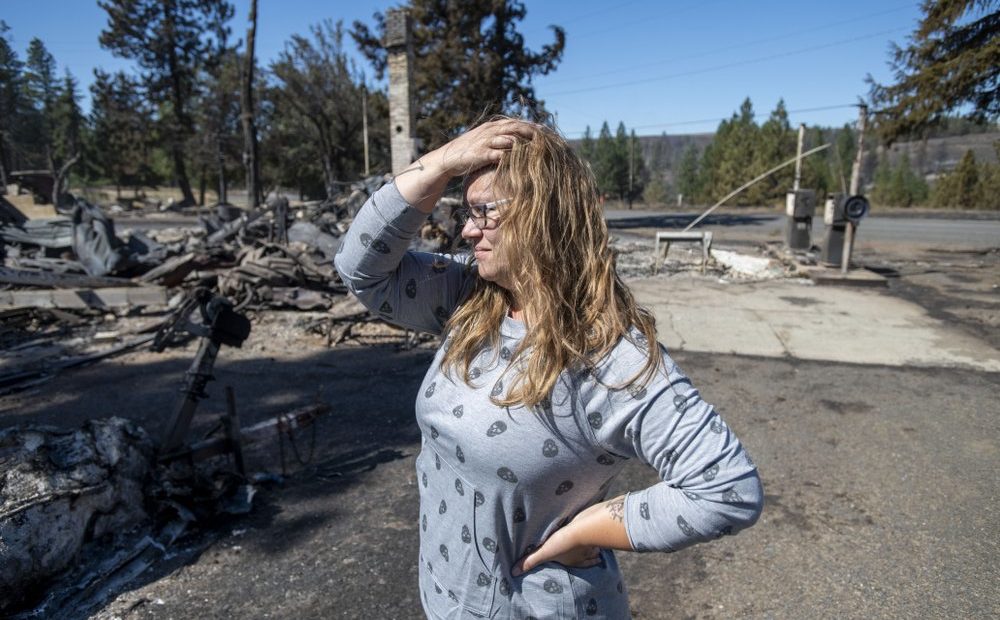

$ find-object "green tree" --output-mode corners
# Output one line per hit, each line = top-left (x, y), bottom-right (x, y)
(0, 22), (23, 189)
(90, 69), (158, 199)
(977, 141), (1000, 210)
(868, 0), (999, 142)
(579, 126), (595, 162)
(747, 99), (794, 205)
(642, 175), (669, 206)
(613, 122), (630, 200)
(626, 129), (647, 205)
(49, 71), (83, 203)
(99, 0), (235, 206)
(872, 152), (928, 207)
(20, 39), (81, 204)
(190, 18), (241, 206)
(703, 98), (759, 204)
(676, 144), (701, 205)
(20, 38), (58, 169)
(931, 149), (980, 208)
(351, 1), (565, 150)
(592, 122), (614, 198)
(270, 20), (386, 198)
(831, 124), (857, 193)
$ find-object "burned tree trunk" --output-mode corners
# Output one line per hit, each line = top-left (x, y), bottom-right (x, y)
(0, 137), (9, 193)
(48, 149), (80, 209)
(217, 133), (227, 204)
(240, 0), (261, 210)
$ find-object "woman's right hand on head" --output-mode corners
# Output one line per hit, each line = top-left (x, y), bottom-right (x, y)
(428, 119), (537, 178)
(395, 119), (535, 212)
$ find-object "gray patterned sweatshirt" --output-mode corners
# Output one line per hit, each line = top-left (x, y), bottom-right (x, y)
(334, 182), (763, 619)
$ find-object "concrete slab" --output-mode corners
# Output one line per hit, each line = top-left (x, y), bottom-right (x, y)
(805, 265), (889, 287)
(629, 275), (1000, 372)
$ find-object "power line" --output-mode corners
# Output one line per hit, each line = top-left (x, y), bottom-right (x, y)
(541, 3), (914, 88)
(546, 26), (909, 97)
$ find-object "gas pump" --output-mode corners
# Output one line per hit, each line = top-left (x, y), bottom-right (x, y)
(820, 193), (869, 267)
(784, 189), (817, 250)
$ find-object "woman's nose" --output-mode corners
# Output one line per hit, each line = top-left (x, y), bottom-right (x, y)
(460, 217), (483, 240)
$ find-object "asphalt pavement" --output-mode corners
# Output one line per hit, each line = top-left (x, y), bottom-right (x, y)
(603, 211), (1000, 248)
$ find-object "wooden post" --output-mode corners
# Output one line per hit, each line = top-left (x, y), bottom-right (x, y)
(842, 104), (867, 274)
(362, 85), (370, 177)
(224, 386), (246, 476)
(628, 132), (634, 209)
(793, 123), (805, 192)
(848, 104), (867, 196)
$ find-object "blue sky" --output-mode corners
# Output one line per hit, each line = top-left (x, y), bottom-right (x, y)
(1, 0), (923, 136)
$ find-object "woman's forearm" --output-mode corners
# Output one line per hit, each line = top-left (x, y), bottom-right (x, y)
(393, 153), (451, 214)
(513, 495), (633, 575)
(567, 496), (635, 550)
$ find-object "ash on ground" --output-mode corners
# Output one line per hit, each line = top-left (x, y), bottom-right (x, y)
(610, 235), (799, 282)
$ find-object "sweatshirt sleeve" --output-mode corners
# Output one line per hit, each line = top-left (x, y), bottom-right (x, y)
(584, 338), (763, 553)
(334, 182), (476, 335)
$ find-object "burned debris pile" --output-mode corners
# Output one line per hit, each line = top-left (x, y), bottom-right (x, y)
(0, 177), (459, 395)
(0, 418), (154, 615)
(0, 178), (457, 616)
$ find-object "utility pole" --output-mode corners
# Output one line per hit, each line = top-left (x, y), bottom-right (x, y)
(362, 85), (370, 177)
(793, 123), (805, 192)
(842, 103), (868, 274)
(240, 0), (261, 209)
(628, 132), (634, 209)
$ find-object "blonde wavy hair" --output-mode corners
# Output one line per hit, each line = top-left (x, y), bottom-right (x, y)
(441, 122), (660, 408)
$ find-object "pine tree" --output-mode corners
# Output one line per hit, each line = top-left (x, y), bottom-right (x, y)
(20, 38), (58, 169)
(90, 69), (158, 199)
(49, 71), (83, 203)
(868, 0), (999, 142)
(579, 126), (594, 162)
(19, 39), (81, 205)
(676, 144), (701, 205)
(613, 122), (630, 200)
(99, 0), (235, 206)
(593, 122), (616, 199)
(269, 20), (379, 198)
(750, 99), (794, 205)
(351, 1), (565, 150)
(931, 149), (980, 208)
(627, 129), (647, 205)
(0, 22), (23, 189)
(704, 98), (759, 204)
(189, 14), (240, 206)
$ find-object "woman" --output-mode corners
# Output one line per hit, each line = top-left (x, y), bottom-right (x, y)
(335, 119), (762, 619)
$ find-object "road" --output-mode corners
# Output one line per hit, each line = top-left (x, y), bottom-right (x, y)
(604, 210), (1000, 247)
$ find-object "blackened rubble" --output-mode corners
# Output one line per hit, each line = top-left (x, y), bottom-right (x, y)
(0, 177), (458, 616)
(0, 176), (462, 395)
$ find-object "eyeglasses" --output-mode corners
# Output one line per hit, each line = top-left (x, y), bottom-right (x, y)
(456, 198), (510, 230)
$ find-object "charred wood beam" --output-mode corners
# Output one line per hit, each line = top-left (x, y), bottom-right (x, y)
(159, 403), (331, 464)
(0, 266), (138, 289)
(204, 210), (264, 246)
(137, 252), (199, 287)
(0, 286), (167, 310)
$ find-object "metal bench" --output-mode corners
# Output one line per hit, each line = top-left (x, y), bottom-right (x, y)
(654, 231), (714, 273)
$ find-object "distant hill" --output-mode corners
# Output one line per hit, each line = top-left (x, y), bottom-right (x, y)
(571, 129), (998, 183)
(879, 131), (999, 176)
(568, 132), (714, 186)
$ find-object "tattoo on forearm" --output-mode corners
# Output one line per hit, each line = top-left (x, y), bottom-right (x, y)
(395, 159), (425, 178)
(606, 496), (625, 523)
